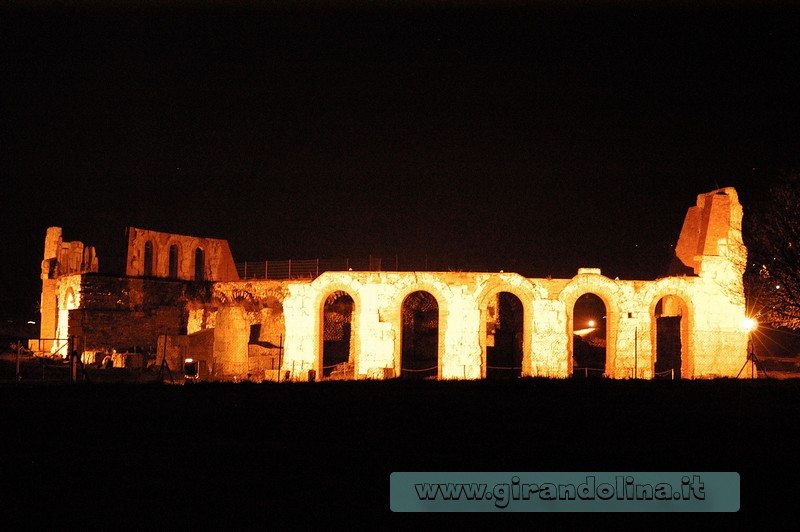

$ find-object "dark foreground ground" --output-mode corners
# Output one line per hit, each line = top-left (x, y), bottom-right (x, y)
(1, 378), (798, 529)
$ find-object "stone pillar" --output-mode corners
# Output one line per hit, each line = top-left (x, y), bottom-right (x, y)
(213, 306), (249, 379)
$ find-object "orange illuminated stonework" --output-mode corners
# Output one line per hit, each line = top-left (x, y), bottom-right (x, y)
(37, 188), (750, 380)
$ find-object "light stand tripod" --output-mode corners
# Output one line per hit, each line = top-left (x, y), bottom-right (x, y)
(157, 334), (174, 384)
(737, 341), (769, 379)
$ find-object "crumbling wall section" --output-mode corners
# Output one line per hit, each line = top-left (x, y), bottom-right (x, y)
(126, 226), (239, 281)
(37, 227), (99, 353)
(50, 274), (82, 357)
(205, 281), (290, 380)
(64, 276), (187, 356)
(673, 189), (747, 285)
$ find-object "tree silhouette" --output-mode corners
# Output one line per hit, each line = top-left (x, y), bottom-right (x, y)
(744, 175), (800, 329)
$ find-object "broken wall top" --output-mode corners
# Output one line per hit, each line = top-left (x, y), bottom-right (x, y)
(126, 226), (239, 282)
(672, 188), (745, 276)
(41, 226), (99, 280)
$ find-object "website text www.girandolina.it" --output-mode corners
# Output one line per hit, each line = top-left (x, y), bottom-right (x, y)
(415, 475), (705, 509)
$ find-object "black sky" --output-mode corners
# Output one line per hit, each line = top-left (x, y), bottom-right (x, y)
(3, 1), (800, 323)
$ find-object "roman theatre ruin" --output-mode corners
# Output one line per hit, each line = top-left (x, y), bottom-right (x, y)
(36, 187), (752, 381)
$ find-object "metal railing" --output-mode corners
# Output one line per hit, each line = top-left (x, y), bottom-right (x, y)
(236, 257), (394, 280)
(235, 256), (496, 280)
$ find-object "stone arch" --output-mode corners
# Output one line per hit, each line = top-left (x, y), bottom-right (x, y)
(648, 288), (694, 379)
(571, 293), (607, 378)
(400, 290), (440, 379)
(310, 280), (365, 381)
(53, 287), (78, 358)
(320, 290), (356, 379)
(475, 277), (536, 378)
(561, 275), (622, 378)
(64, 287), (77, 310)
(394, 279), (450, 379)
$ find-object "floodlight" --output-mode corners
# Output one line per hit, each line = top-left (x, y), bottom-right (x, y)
(740, 317), (757, 332)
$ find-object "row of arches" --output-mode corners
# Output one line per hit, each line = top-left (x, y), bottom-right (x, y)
(142, 241), (205, 281)
(317, 289), (689, 380)
(569, 293), (687, 379)
(320, 290), (447, 380)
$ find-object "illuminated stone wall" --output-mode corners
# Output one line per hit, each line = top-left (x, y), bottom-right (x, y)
(125, 226), (239, 282)
(202, 188), (749, 381)
(62, 276), (186, 358)
(207, 269), (747, 381)
(37, 227), (98, 353)
(38, 188), (750, 380)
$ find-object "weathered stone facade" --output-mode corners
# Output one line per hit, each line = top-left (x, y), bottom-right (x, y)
(125, 226), (239, 282)
(38, 227), (99, 356)
(37, 188), (752, 380)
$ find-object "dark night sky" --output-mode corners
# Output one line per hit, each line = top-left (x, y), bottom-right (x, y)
(3, 1), (800, 323)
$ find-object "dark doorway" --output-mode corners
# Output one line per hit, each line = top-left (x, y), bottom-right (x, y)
(486, 292), (523, 378)
(322, 291), (354, 378)
(401, 291), (439, 379)
(655, 297), (682, 379)
(194, 248), (204, 281)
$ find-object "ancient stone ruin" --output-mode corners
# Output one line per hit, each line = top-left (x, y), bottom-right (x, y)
(36, 188), (751, 380)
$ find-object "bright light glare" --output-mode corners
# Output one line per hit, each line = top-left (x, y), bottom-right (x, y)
(185, 358), (194, 363)
(740, 317), (757, 332)
(588, 320), (596, 327)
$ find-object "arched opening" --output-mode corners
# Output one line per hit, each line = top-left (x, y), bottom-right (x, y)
(653, 296), (685, 380)
(143, 241), (154, 277)
(169, 244), (179, 279)
(53, 288), (77, 359)
(401, 291), (439, 379)
(322, 291), (355, 379)
(486, 292), (523, 378)
(194, 248), (205, 281)
(572, 293), (607, 378)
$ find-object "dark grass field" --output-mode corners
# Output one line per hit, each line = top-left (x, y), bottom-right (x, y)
(1, 378), (798, 529)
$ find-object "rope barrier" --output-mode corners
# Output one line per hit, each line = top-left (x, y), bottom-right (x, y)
(321, 362), (353, 369)
(653, 369), (675, 377)
(571, 366), (605, 378)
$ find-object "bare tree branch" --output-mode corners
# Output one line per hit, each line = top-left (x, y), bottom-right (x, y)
(744, 175), (800, 329)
